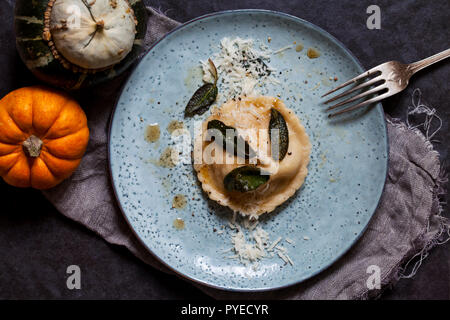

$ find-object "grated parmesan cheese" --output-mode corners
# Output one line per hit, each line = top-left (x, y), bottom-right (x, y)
(267, 237), (282, 251)
(273, 45), (293, 55)
(231, 227), (266, 263)
(285, 238), (295, 244)
(277, 251), (289, 264)
(223, 217), (297, 268)
(201, 37), (279, 100)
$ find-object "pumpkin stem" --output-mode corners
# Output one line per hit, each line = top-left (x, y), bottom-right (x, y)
(22, 135), (43, 158)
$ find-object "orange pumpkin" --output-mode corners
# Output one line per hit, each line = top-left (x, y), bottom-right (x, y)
(0, 86), (89, 189)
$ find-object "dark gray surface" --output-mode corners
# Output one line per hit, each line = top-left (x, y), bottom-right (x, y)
(0, 0), (448, 299)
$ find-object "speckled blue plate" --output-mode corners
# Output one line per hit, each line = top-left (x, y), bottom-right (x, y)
(109, 10), (388, 291)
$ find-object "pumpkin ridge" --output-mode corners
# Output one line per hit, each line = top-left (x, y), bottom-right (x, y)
(28, 89), (55, 138)
(6, 90), (36, 136)
(25, 155), (38, 179)
(0, 152), (21, 176)
(39, 100), (70, 140)
(38, 89), (86, 140)
(28, 158), (33, 186)
(38, 150), (63, 179)
(30, 156), (60, 188)
(40, 144), (81, 161)
(42, 118), (88, 142)
(2, 116), (29, 144)
(0, 101), (27, 139)
(0, 140), (23, 148)
(41, 127), (89, 160)
(40, 150), (81, 179)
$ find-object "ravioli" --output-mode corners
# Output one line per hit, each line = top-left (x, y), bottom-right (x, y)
(194, 96), (311, 217)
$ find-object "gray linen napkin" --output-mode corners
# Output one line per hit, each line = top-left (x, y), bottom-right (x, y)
(43, 8), (448, 299)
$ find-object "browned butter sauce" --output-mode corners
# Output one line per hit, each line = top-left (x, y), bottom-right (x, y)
(167, 120), (184, 134)
(307, 48), (320, 59)
(173, 218), (185, 230)
(145, 124), (160, 142)
(172, 194), (187, 209)
(158, 147), (178, 168)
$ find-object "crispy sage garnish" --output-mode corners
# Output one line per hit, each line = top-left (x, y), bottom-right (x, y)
(184, 59), (218, 117)
(269, 108), (289, 161)
(207, 119), (256, 159)
(224, 166), (270, 192)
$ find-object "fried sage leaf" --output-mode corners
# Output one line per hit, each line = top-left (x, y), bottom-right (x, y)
(184, 59), (218, 117)
(185, 83), (218, 117)
(269, 108), (289, 161)
(207, 119), (256, 159)
(224, 166), (269, 192)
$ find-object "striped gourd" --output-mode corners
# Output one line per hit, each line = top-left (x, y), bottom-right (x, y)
(15, 0), (147, 90)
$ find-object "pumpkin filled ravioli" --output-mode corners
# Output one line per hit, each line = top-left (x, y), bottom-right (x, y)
(194, 96), (311, 217)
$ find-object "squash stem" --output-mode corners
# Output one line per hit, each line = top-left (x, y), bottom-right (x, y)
(84, 20), (104, 48)
(22, 135), (43, 158)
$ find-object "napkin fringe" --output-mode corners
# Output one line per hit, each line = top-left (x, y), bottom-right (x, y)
(151, 5), (175, 17)
(395, 167), (449, 280)
(383, 89), (449, 290)
(359, 117), (448, 300)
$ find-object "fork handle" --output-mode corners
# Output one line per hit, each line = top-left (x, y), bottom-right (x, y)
(409, 48), (450, 74)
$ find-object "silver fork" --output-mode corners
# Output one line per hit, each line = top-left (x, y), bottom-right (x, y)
(322, 48), (450, 117)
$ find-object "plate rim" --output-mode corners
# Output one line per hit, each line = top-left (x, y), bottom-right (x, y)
(108, 9), (389, 292)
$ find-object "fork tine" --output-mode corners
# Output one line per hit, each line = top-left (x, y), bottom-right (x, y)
(326, 85), (387, 111)
(323, 75), (385, 104)
(321, 66), (381, 98)
(328, 91), (391, 118)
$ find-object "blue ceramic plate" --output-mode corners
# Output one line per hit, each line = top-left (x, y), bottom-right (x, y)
(109, 10), (388, 291)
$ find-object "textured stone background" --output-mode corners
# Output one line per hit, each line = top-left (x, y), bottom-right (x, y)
(0, 0), (448, 299)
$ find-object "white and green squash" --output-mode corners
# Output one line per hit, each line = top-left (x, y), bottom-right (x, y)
(15, 0), (147, 90)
